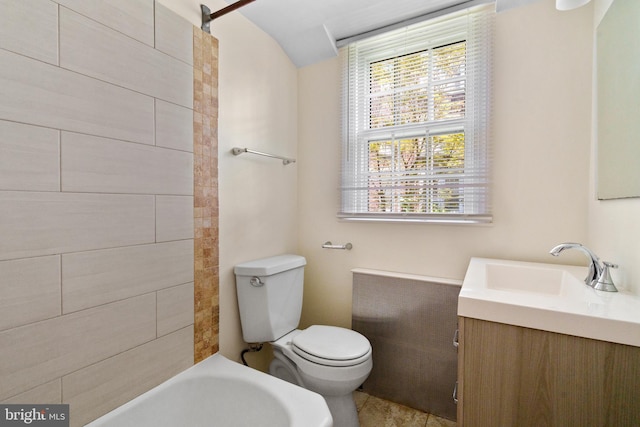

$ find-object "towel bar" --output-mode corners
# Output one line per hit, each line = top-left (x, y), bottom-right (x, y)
(231, 147), (296, 165)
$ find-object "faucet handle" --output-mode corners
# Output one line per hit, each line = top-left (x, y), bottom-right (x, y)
(593, 261), (618, 292)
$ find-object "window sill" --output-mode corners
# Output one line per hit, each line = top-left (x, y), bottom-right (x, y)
(337, 213), (493, 225)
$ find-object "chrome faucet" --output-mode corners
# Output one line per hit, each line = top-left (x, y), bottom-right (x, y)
(549, 243), (602, 286)
(549, 243), (618, 292)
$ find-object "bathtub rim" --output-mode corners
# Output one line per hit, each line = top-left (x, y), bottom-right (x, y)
(85, 352), (333, 427)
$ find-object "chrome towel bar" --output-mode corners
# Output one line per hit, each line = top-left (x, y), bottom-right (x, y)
(322, 241), (353, 250)
(231, 147), (296, 165)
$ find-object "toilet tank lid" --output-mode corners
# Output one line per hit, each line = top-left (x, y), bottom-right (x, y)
(234, 254), (306, 276)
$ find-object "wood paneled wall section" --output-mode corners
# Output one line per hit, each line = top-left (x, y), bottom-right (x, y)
(458, 317), (640, 427)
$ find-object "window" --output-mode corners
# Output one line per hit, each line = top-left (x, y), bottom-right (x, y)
(340, 5), (494, 223)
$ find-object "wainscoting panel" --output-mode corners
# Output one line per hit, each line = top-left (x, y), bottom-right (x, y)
(352, 269), (461, 421)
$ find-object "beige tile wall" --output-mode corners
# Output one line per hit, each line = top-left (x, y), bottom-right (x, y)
(0, 1), (215, 425)
(59, 7), (193, 109)
(193, 26), (220, 363)
(0, 256), (61, 331)
(52, 0), (156, 46)
(0, 48), (155, 145)
(60, 132), (193, 194)
(0, 0), (59, 65)
(0, 121), (59, 192)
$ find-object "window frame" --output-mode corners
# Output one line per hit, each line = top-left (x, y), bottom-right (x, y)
(340, 5), (493, 224)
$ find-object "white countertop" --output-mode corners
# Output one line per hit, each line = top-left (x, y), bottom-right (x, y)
(458, 257), (640, 347)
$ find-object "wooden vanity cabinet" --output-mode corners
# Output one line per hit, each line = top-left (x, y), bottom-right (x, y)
(456, 316), (640, 427)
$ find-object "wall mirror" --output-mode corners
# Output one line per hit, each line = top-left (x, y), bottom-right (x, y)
(596, 0), (640, 199)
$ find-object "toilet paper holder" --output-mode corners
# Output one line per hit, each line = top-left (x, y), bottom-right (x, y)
(322, 241), (353, 250)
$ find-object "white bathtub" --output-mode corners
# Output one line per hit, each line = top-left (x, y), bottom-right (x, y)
(85, 353), (333, 427)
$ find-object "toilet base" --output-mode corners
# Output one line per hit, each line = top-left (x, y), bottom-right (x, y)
(269, 355), (362, 427)
(323, 394), (359, 427)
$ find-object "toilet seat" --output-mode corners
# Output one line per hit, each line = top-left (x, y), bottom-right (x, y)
(271, 327), (373, 400)
(292, 325), (371, 367)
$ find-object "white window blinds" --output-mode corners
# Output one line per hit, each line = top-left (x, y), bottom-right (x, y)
(340, 4), (494, 223)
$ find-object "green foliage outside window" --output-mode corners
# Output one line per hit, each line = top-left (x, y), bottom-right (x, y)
(366, 42), (467, 214)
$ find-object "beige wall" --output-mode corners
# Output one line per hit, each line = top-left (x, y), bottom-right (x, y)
(588, 0), (640, 294)
(297, 0), (594, 329)
(158, 0), (299, 367)
(159, 0), (640, 369)
(0, 1), (195, 424)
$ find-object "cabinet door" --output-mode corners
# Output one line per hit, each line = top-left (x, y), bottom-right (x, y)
(458, 317), (640, 427)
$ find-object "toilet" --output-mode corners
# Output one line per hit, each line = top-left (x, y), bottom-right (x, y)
(234, 254), (372, 427)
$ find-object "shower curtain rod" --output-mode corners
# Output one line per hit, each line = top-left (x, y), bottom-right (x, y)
(201, 0), (256, 33)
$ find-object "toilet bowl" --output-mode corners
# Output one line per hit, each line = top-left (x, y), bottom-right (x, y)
(234, 254), (373, 427)
(269, 327), (372, 427)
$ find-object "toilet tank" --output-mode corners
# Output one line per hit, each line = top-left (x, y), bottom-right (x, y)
(234, 255), (306, 343)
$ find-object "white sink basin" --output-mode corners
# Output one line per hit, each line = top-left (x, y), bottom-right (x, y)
(485, 263), (576, 295)
(459, 258), (640, 347)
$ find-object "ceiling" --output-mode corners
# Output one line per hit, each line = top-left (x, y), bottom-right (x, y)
(218, 0), (481, 68)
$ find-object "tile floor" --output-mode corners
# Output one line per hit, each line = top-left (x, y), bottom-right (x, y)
(355, 391), (457, 427)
